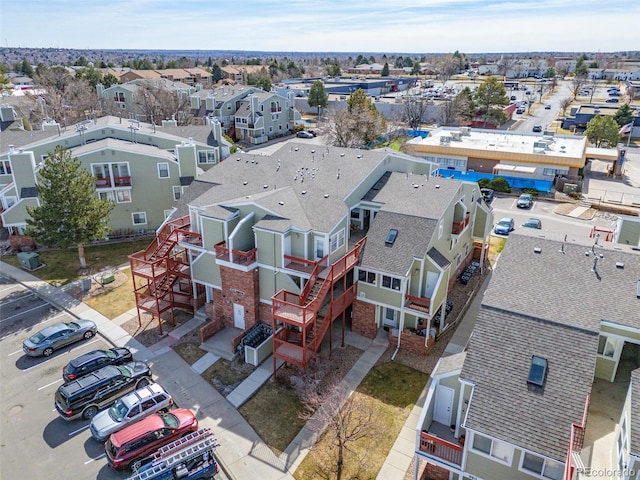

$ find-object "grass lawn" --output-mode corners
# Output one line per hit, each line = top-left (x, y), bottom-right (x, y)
(82, 268), (137, 319)
(1, 239), (151, 285)
(239, 382), (305, 456)
(201, 358), (255, 397)
(294, 361), (428, 480)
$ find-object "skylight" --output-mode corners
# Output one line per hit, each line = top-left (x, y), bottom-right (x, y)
(528, 356), (548, 387)
(385, 229), (398, 246)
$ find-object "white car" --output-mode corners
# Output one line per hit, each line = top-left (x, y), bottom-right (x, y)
(89, 383), (172, 441)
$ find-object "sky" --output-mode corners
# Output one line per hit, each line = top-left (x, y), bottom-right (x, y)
(1, 0), (638, 54)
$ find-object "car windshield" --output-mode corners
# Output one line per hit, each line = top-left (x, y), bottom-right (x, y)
(161, 413), (179, 429)
(117, 365), (132, 377)
(498, 220), (511, 226)
(109, 400), (129, 422)
(67, 322), (80, 330)
(28, 332), (45, 344)
(105, 349), (116, 358)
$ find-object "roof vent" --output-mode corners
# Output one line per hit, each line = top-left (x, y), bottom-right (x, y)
(340, 153), (345, 157)
(243, 181), (248, 185)
(236, 157), (241, 161)
(435, 185), (440, 189)
(534, 247), (542, 254)
(278, 201), (284, 205)
(263, 184), (268, 189)
(294, 147), (299, 152)
(324, 194), (329, 198)
(301, 190), (307, 195)
(311, 149), (315, 153)
(615, 262), (624, 269)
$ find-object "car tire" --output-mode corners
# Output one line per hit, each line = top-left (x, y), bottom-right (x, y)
(43, 347), (54, 357)
(136, 377), (150, 389)
(83, 331), (94, 340)
(82, 405), (99, 420)
(131, 458), (145, 472)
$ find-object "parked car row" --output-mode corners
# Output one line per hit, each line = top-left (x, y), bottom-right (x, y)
(23, 322), (202, 473)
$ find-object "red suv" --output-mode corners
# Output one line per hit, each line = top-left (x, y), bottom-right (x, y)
(105, 408), (198, 471)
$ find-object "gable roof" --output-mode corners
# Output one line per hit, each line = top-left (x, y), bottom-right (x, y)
(461, 307), (597, 461)
(481, 233), (640, 332)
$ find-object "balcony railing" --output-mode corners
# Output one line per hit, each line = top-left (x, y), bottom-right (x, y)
(563, 395), (590, 480)
(452, 213), (470, 235)
(271, 107), (282, 112)
(404, 293), (431, 314)
(419, 431), (463, 466)
(283, 254), (327, 274)
(95, 176), (132, 189)
(214, 241), (257, 266)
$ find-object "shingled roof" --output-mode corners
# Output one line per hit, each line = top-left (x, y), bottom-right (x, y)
(461, 307), (597, 461)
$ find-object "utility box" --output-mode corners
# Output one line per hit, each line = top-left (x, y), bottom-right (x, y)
(17, 252), (42, 271)
(80, 277), (92, 291)
(101, 273), (115, 284)
(563, 183), (578, 194)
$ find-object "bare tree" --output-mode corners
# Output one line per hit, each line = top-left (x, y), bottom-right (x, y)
(402, 97), (428, 130)
(300, 385), (382, 480)
(559, 97), (573, 117)
(569, 78), (585, 98)
(435, 54), (458, 86)
(135, 81), (194, 125)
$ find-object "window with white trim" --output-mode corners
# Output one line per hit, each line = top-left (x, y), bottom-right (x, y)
(597, 335), (616, 358)
(382, 275), (401, 291)
(198, 150), (217, 164)
(438, 219), (444, 239)
(520, 451), (563, 480)
(0, 160), (12, 175)
(132, 212), (147, 225)
(98, 191), (114, 202)
(173, 186), (182, 201)
(158, 163), (169, 178)
(543, 168), (557, 176)
(358, 269), (376, 285)
(351, 208), (361, 219)
(330, 229), (345, 253)
(116, 190), (131, 203)
(164, 209), (173, 219)
(471, 433), (512, 464)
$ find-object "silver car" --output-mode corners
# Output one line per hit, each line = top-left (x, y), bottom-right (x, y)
(89, 383), (172, 441)
(23, 320), (97, 357)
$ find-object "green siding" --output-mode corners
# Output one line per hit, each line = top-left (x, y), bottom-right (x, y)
(201, 218), (225, 253)
(466, 448), (543, 480)
(191, 252), (221, 286)
(2, 198), (38, 225)
(9, 151), (37, 190)
(595, 357), (616, 381)
(255, 229), (282, 267)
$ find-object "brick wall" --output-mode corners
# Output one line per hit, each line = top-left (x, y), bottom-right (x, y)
(421, 462), (451, 480)
(9, 235), (35, 252)
(352, 300), (377, 338)
(199, 316), (225, 342)
(219, 266), (260, 330)
(389, 329), (435, 355)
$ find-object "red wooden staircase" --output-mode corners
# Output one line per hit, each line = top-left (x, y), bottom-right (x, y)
(271, 238), (365, 371)
(128, 216), (202, 334)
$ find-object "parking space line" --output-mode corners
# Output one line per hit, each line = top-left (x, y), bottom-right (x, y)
(8, 349), (23, 356)
(85, 453), (105, 464)
(0, 284), (22, 294)
(38, 378), (63, 391)
(69, 425), (90, 436)
(0, 302), (49, 323)
(22, 338), (100, 371)
(0, 292), (35, 304)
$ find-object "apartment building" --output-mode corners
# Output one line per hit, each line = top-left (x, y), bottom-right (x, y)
(414, 233), (640, 480)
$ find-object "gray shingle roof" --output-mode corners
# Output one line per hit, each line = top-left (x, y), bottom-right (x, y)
(461, 307), (597, 461)
(433, 351), (466, 376)
(185, 143), (391, 233)
(427, 247), (451, 269)
(631, 368), (640, 455)
(482, 233), (640, 332)
(360, 211), (437, 276)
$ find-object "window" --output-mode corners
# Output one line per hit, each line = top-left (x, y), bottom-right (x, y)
(114, 92), (125, 102)
(132, 212), (147, 225)
(358, 269), (376, 285)
(385, 229), (398, 245)
(521, 452), (563, 480)
(116, 190), (131, 203)
(438, 220), (444, 239)
(198, 150), (217, 164)
(351, 208), (361, 219)
(543, 168), (557, 176)
(164, 209), (173, 219)
(157, 163), (169, 178)
(597, 335), (616, 358)
(0, 160), (11, 175)
(528, 356), (548, 387)
(382, 275), (401, 291)
(471, 433), (512, 464)
(173, 186), (182, 201)
(330, 229), (345, 253)
(98, 191), (114, 202)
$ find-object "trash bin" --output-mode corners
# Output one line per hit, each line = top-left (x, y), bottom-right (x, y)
(17, 252), (42, 271)
(80, 277), (92, 291)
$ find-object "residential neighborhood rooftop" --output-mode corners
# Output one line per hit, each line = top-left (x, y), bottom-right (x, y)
(481, 233), (640, 332)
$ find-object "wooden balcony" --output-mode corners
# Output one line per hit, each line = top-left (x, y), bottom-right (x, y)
(404, 293), (431, 315)
(419, 431), (463, 467)
(452, 213), (470, 235)
(214, 241), (257, 266)
(95, 176), (132, 189)
(283, 254), (327, 275)
(271, 107), (282, 112)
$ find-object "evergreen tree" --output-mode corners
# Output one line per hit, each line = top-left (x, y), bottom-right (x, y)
(614, 104), (634, 127)
(474, 77), (509, 127)
(25, 146), (113, 268)
(381, 63), (390, 77)
(308, 80), (328, 115)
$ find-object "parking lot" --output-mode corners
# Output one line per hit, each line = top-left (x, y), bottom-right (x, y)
(0, 275), (127, 479)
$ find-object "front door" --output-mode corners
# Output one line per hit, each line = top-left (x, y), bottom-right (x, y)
(233, 303), (245, 330)
(434, 385), (454, 426)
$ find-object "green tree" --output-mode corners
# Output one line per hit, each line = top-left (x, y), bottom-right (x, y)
(25, 146), (114, 268)
(255, 76), (272, 92)
(411, 61), (421, 76)
(75, 67), (102, 88)
(329, 89), (386, 147)
(326, 58), (341, 77)
(474, 77), (509, 127)
(543, 67), (556, 79)
(101, 73), (119, 88)
(19, 58), (34, 77)
(575, 55), (588, 77)
(381, 63), (390, 77)
(308, 80), (328, 115)
(614, 104), (634, 127)
(585, 115), (620, 148)
(211, 64), (224, 82)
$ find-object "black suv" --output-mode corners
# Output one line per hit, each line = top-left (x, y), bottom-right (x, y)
(63, 347), (132, 381)
(55, 361), (152, 421)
